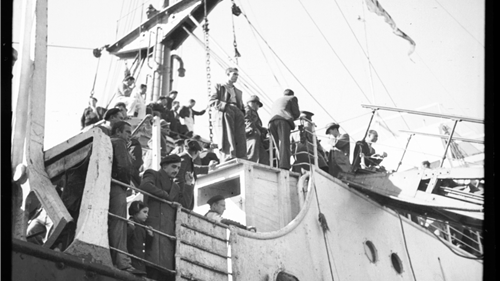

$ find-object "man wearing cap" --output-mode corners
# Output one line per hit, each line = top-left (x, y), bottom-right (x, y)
(108, 121), (144, 274)
(138, 154), (186, 278)
(175, 139), (217, 210)
(80, 96), (106, 129)
(268, 89), (301, 169)
(208, 67), (247, 162)
(114, 76), (145, 117)
(291, 111), (328, 173)
(244, 95), (269, 165)
(325, 122), (351, 177)
(97, 108), (124, 136)
(205, 195), (256, 231)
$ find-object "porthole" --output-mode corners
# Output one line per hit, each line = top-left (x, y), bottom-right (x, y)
(363, 240), (378, 263)
(390, 253), (403, 274)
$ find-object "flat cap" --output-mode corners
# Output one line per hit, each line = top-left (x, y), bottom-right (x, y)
(325, 122), (340, 134)
(160, 154), (182, 166)
(103, 108), (121, 120)
(174, 138), (185, 145)
(207, 195), (225, 205)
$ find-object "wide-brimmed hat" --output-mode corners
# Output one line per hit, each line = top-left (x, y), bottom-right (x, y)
(207, 195), (225, 205)
(325, 122), (340, 134)
(247, 95), (263, 107)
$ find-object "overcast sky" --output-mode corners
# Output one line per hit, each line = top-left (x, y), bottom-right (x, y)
(12, 0), (484, 171)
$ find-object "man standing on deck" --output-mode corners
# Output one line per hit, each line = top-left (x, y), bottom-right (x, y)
(98, 108), (124, 136)
(208, 67), (247, 162)
(179, 99), (206, 136)
(268, 89), (300, 170)
(138, 154), (186, 279)
(244, 95), (269, 165)
(324, 122), (351, 177)
(108, 121), (144, 275)
(175, 139), (217, 210)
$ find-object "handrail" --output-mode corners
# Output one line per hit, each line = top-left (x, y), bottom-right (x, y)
(361, 104), (483, 124)
(108, 212), (177, 240)
(131, 114), (153, 136)
(399, 130), (484, 144)
(109, 247), (176, 275)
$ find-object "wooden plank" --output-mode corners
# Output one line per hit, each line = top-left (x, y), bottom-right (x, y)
(179, 227), (228, 257)
(44, 130), (94, 162)
(64, 129), (113, 266)
(177, 260), (228, 281)
(178, 243), (227, 272)
(45, 143), (92, 178)
(23, 0), (72, 247)
(178, 211), (226, 240)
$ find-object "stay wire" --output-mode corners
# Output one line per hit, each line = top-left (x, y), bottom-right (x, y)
(239, 10), (341, 127)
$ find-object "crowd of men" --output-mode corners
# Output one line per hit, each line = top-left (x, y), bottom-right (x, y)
(45, 67), (389, 277)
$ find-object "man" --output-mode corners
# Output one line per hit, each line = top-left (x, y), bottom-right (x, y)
(353, 129), (388, 170)
(169, 100), (189, 137)
(208, 67), (247, 162)
(324, 122), (351, 177)
(170, 138), (185, 155)
(108, 121), (144, 275)
(205, 195), (256, 231)
(115, 102), (128, 119)
(175, 139), (216, 210)
(199, 142), (220, 166)
(291, 111), (328, 173)
(268, 89), (300, 169)
(138, 154), (186, 279)
(165, 90), (178, 111)
(80, 96), (106, 129)
(114, 76), (145, 117)
(178, 99), (206, 134)
(244, 95), (269, 165)
(98, 108), (124, 136)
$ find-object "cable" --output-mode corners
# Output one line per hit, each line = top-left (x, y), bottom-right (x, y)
(397, 212), (418, 280)
(434, 0), (484, 48)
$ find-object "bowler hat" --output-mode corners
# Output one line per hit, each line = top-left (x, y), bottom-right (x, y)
(247, 95), (263, 107)
(160, 154), (181, 166)
(325, 122), (340, 134)
(207, 195), (225, 205)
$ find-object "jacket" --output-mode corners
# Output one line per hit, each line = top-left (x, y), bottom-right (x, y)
(268, 95), (300, 129)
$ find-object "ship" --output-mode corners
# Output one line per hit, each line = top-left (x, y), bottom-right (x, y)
(10, 0), (488, 280)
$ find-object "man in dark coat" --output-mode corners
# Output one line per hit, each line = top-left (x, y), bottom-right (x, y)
(291, 111), (328, 173)
(178, 99), (206, 134)
(325, 122), (351, 177)
(208, 67), (247, 162)
(175, 139), (216, 210)
(138, 154), (185, 279)
(109, 121), (144, 275)
(268, 89), (300, 169)
(244, 95), (269, 165)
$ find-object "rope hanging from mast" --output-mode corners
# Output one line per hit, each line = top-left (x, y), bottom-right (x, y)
(203, 0), (214, 143)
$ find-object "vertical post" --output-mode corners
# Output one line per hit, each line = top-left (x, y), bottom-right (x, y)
(396, 133), (413, 172)
(269, 135), (274, 168)
(311, 121), (318, 168)
(439, 119), (459, 168)
(445, 223), (452, 243)
(161, 40), (173, 96)
(151, 116), (162, 170)
(151, 26), (164, 102)
(476, 231), (483, 254)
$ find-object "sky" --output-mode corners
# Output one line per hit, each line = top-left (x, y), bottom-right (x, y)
(12, 0), (485, 172)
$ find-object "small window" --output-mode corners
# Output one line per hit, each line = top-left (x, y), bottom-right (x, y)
(390, 253), (403, 274)
(276, 271), (299, 281)
(363, 240), (378, 263)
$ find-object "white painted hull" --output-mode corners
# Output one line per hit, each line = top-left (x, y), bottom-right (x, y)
(229, 168), (482, 280)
